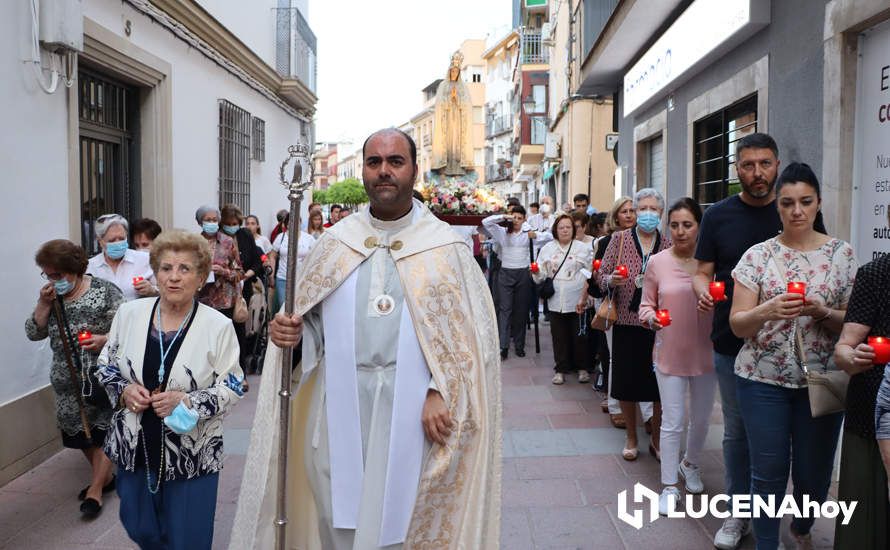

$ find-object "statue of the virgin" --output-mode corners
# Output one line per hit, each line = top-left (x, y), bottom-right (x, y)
(431, 51), (475, 176)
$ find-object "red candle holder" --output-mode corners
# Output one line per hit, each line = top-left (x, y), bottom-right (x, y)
(656, 309), (672, 327)
(530, 262), (540, 274)
(868, 336), (890, 365)
(787, 281), (807, 296)
(616, 265), (628, 278)
(709, 281), (727, 302)
(132, 276), (144, 285)
(77, 330), (92, 343)
(261, 254), (268, 263)
(592, 259), (602, 272)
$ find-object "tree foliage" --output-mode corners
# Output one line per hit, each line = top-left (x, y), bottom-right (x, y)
(314, 178), (368, 206)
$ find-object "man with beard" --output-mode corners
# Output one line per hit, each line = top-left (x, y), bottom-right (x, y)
(693, 132), (782, 550)
(230, 128), (502, 550)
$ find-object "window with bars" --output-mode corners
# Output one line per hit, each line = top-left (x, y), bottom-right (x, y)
(219, 100), (251, 213)
(693, 94), (758, 207)
(78, 69), (139, 255)
(252, 117), (265, 161)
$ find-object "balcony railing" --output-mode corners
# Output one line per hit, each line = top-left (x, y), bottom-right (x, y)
(422, 134), (432, 148)
(486, 165), (513, 183)
(520, 29), (549, 65)
(274, 7), (317, 93)
(486, 115), (512, 138)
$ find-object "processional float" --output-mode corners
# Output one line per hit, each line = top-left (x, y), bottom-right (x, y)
(274, 143), (313, 550)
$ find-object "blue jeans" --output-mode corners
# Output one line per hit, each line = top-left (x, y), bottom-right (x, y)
(117, 468), (219, 550)
(714, 352), (750, 497)
(736, 376), (843, 550)
(275, 277), (287, 314)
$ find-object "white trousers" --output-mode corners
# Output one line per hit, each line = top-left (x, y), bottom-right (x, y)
(654, 369), (718, 486)
(605, 329), (653, 419)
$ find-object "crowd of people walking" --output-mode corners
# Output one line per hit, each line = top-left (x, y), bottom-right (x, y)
(20, 130), (890, 550)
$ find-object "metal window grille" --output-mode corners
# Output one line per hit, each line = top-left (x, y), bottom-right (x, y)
(520, 28), (549, 64)
(252, 117), (266, 161)
(274, 7), (317, 93)
(693, 94), (758, 207)
(78, 69), (139, 255)
(219, 100), (251, 213)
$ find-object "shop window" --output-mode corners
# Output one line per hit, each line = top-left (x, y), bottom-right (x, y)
(693, 94), (757, 206)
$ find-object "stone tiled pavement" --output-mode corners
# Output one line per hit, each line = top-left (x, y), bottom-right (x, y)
(1, 323), (840, 549)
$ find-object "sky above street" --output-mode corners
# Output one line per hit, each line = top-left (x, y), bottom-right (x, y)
(307, 0), (511, 150)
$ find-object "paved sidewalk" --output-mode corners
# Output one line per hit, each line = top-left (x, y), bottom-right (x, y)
(1, 322), (839, 549)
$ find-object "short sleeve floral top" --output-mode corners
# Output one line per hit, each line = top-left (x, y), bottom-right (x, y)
(731, 237), (857, 388)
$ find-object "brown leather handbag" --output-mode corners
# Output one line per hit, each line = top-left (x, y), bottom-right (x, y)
(590, 232), (625, 331)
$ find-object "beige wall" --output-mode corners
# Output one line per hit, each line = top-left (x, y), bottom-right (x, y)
(459, 38), (487, 178)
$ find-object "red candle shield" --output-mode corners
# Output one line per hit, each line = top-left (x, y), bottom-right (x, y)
(616, 265), (628, 278)
(869, 336), (890, 365)
(132, 276), (144, 285)
(530, 262), (539, 274)
(592, 259), (602, 272)
(787, 282), (807, 295)
(77, 330), (92, 342)
(709, 281), (726, 301)
(656, 310), (672, 327)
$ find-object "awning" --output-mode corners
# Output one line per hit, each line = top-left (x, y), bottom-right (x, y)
(543, 165), (555, 180)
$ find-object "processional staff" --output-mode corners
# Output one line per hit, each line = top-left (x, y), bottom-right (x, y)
(274, 143), (314, 550)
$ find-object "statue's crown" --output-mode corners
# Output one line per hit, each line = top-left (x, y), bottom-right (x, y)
(450, 51), (464, 69)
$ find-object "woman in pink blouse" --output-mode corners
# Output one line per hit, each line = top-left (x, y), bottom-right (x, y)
(597, 188), (670, 461)
(194, 205), (244, 317)
(639, 198), (715, 515)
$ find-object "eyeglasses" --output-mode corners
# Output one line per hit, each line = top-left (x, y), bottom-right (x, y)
(40, 271), (64, 281)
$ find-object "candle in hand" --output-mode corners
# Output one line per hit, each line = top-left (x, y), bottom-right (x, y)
(656, 309), (672, 327)
(616, 265), (628, 278)
(709, 281), (726, 302)
(77, 330), (92, 343)
(132, 276), (144, 286)
(869, 336), (890, 365)
(592, 259), (602, 272)
(530, 262), (540, 274)
(787, 281), (807, 296)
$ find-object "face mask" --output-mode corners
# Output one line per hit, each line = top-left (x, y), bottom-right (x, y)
(637, 211), (661, 233)
(105, 240), (128, 260)
(222, 224), (240, 236)
(163, 400), (199, 434)
(54, 278), (74, 295)
(540, 203), (552, 215)
(202, 222), (219, 235)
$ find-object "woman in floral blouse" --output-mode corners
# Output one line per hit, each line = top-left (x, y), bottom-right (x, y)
(729, 163), (857, 549)
(26, 239), (124, 519)
(195, 205), (244, 316)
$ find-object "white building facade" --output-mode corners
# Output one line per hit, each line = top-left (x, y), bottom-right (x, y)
(0, 0), (317, 484)
(482, 31), (518, 198)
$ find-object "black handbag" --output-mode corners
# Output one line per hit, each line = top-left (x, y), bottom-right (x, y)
(53, 296), (112, 409)
(537, 245), (571, 300)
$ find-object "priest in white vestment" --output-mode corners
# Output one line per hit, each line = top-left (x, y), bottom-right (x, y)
(229, 129), (502, 550)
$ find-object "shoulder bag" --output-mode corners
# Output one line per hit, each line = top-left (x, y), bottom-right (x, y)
(537, 244), (571, 300)
(590, 231), (626, 331)
(770, 241), (848, 417)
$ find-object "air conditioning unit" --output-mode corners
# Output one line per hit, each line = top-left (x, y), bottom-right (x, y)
(541, 22), (552, 43)
(39, 0), (84, 52)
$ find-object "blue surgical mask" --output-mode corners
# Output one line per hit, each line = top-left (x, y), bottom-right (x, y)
(54, 278), (74, 295)
(105, 240), (128, 260)
(202, 222), (219, 235)
(637, 211), (661, 233)
(163, 400), (199, 434)
(222, 224), (240, 236)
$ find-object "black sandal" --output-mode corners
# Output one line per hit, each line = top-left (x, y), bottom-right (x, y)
(80, 497), (102, 519)
(78, 474), (116, 501)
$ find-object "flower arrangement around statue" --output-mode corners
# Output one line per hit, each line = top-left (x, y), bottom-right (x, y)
(416, 178), (505, 225)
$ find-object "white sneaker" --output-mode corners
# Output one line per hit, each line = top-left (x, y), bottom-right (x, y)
(577, 370), (590, 383)
(551, 373), (565, 385)
(714, 518), (751, 549)
(679, 461), (704, 494)
(659, 486), (681, 516)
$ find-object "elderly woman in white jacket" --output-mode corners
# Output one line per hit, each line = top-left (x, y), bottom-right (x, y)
(97, 230), (243, 549)
(531, 213), (594, 384)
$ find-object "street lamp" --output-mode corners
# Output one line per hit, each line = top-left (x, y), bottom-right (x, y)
(522, 94), (536, 114)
